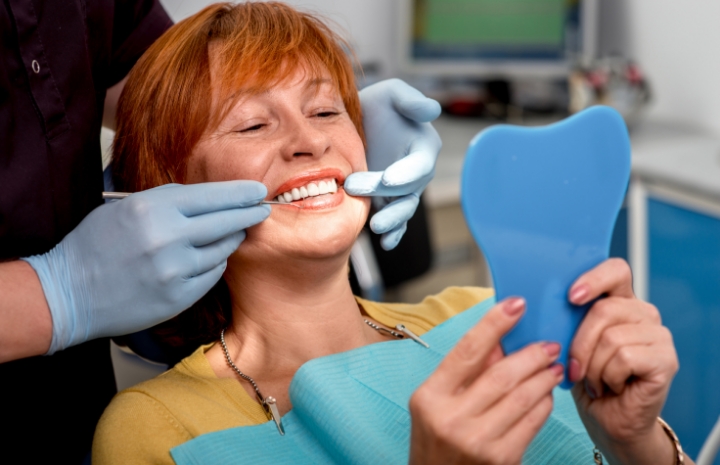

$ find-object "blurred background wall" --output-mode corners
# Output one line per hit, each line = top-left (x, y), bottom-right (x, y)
(163, 0), (720, 134)
(611, 0), (720, 136)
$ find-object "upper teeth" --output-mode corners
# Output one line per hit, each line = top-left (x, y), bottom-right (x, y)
(276, 179), (338, 203)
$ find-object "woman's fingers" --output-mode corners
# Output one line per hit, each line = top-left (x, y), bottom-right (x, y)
(568, 258), (635, 306)
(410, 344), (560, 465)
(569, 297), (661, 382)
(425, 297), (526, 395)
(486, 394), (555, 460)
(409, 299), (568, 465)
(479, 363), (563, 436)
(459, 341), (561, 415)
(598, 331), (678, 396)
(583, 324), (665, 396)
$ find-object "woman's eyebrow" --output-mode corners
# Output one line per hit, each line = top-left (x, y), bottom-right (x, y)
(304, 78), (333, 90)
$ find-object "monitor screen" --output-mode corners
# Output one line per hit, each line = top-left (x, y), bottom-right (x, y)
(400, 0), (589, 78)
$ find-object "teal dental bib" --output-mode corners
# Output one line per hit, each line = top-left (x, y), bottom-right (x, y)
(461, 106), (631, 388)
(171, 298), (593, 464)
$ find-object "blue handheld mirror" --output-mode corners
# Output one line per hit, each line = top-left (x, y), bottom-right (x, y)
(460, 106), (631, 388)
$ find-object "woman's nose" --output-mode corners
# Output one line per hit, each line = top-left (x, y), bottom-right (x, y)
(280, 114), (331, 160)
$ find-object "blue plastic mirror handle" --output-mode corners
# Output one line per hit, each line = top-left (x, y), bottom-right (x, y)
(461, 106), (631, 388)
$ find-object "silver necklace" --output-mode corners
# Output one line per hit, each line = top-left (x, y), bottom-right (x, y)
(220, 320), (428, 436)
(220, 329), (285, 435)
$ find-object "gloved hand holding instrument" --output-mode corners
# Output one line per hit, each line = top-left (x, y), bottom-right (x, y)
(23, 181), (271, 354)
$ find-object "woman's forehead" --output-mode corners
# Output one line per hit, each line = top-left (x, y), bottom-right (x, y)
(217, 71), (341, 116)
(210, 48), (334, 92)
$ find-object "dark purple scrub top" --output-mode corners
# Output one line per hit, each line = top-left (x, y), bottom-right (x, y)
(0, 1), (171, 462)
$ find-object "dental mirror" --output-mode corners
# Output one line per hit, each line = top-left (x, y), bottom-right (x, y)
(460, 106), (631, 388)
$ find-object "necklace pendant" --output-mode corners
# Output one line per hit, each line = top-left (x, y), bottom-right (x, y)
(264, 396), (285, 436)
(395, 324), (430, 348)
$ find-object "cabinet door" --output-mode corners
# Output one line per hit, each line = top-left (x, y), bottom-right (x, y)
(649, 197), (720, 463)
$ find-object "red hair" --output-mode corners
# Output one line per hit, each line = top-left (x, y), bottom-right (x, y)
(113, 1), (363, 192)
(112, 2), (363, 360)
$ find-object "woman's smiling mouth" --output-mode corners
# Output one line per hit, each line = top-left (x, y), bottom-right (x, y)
(275, 178), (338, 203)
(271, 168), (348, 210)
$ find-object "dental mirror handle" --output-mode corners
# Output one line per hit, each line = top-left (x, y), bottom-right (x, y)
(102, 191), (132, 200)
(102, 192), (302, 208)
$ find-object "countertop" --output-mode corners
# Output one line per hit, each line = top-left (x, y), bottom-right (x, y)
(426, 115), (720, 207)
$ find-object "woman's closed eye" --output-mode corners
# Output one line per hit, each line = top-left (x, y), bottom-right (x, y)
(237, 122), (267, 133)
(311, 108), (342, 119)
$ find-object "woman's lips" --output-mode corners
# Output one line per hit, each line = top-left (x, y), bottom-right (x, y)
(271, 168), (346, 198)
(287, 187), (345, 210)
(270, 167), (347, 211)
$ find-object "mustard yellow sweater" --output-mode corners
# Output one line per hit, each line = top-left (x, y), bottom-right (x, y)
(92, 286), (494, 465)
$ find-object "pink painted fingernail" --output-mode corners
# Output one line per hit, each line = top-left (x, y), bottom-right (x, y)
(503, 298), (525, 316)
(550, 363), (565, 378)
(542, 342), (561, 359)
(569, 358), (582, 382)
(569, 285), (589, 304)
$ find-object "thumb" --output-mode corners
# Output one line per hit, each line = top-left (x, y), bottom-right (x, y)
(388, 80), (442, 123)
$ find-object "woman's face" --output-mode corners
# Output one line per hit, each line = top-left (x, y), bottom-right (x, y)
(186, 66), (369, 264)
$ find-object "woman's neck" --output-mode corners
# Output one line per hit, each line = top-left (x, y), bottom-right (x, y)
(206, 252), (386, 412)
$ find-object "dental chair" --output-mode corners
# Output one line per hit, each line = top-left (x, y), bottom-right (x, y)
(698, 416), (720, 465)
(349, 195), (433, 301)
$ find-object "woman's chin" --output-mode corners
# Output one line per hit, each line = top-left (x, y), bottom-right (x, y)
(236, 196), (369, 264)
(237, 230), (357, 264)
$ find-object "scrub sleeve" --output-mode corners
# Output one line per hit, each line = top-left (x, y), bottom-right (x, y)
(0, 1), (171, 462)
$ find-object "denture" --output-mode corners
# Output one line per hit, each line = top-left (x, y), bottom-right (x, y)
(275, 178), (338, 203)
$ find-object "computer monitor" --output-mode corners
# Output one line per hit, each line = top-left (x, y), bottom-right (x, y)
(398, 0), (598, 79)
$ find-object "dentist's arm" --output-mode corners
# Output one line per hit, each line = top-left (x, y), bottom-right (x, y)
(345, 79), (442, 250)
(0, 181), (269, 363)
(0, 261), (53, 361)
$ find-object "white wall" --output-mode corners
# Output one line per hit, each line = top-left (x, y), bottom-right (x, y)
(602, 0), (720, 136)
(161, 0), (720, 135)
(160, 0), (397, 77)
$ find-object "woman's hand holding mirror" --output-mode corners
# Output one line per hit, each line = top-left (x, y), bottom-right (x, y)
(568, 258), (681, 465)
(408, 298), (564, 465)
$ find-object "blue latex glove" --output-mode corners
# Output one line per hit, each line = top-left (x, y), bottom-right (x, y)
(23, 181), (270, 354)
(344, 79), (442, 250)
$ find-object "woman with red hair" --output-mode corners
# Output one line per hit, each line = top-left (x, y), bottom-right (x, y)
(93, 3), (689, 465)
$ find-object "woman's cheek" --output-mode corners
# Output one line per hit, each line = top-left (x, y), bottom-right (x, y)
(355, 197), (371, 230)
(356, 150), (368, 172)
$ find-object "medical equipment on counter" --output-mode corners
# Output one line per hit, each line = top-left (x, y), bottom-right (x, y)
(398, 0), (598, 79)
(461, 106), (630, 389)
(170, 297), (594, 464)
(102, 192), (303, 208)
